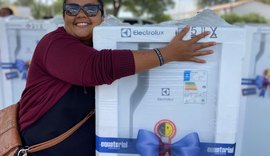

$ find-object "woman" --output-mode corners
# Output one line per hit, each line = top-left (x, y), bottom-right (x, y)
(18, 0), (216, 155)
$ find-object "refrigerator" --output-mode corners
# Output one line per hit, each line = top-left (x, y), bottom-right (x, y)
(0, 19), (57, 109)
(94, 25), (246, 156)
(236, 25), (270, 156)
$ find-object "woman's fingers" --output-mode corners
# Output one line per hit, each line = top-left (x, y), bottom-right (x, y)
(182, 50), (214, 64)
(167, 26), (216, 63)
(187, 50), (214, 63)
(193, 50), (214, 57)
(176, 25), (190, 40)
(193, 42), (216, 51)
(176, 26), (214, 46)
(189, 57), (206, 63)
(189, 31), (211, 43)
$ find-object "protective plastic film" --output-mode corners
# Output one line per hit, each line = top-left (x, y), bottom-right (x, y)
(117, 42), (221, 155)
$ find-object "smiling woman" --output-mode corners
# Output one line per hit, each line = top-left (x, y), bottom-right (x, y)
(18, 0), (216, 155)
(62, 0), (104, 43)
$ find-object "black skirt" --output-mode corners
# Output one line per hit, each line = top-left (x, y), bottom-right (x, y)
(21, 86), (96, 156)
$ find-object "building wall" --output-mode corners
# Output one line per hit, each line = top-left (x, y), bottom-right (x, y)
(171, 0), (270, 21)
(232, 1), (270, 20)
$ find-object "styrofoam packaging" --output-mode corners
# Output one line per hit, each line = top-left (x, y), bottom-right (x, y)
(93, 25), (246, 156)
(0, 19), (57, 109)
(236, 25), (270, 156)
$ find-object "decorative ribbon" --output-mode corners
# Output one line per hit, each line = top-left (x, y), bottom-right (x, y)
(15, 59), (30, 79)
(255, 75), (269, 97)
(136, 129), (200, 156)
(241, 76), (269, 97)
(1, 59), (30, 80)
(255, 75), (264, 89)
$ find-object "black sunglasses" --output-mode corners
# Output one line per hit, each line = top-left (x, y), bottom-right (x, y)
(63, 3), (102, 17)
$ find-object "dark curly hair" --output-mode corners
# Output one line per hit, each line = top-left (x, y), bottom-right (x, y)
(0, 7), (14, 15)
(63, 0), (104, 16)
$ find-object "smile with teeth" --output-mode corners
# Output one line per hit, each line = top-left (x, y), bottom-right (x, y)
(76, 22), (89, 26)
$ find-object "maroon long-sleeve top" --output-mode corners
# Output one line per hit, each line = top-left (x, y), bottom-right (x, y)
(18, 27), (135, 131)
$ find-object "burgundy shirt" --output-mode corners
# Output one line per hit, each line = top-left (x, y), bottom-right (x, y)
(19, 27), (135, 131)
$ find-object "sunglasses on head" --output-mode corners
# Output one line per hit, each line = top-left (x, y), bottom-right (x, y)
(63, 3), (102, 17)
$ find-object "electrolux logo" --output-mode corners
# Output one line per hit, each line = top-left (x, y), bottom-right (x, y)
(121, 28), (165, 38)
(121, 28), (132, 38)
(162, 88), (170, 96)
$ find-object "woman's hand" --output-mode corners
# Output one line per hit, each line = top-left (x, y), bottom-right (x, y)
(161, 25), (216, 63)
(133, 25), (216, 73)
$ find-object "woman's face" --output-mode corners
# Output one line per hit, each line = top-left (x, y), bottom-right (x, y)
(64, 0), (103, 44)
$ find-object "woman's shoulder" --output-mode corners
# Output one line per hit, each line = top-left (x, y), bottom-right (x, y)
(43, 26), (78, 42)
(44, 27), (66, 38)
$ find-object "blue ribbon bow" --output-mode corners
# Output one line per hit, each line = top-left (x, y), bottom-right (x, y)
(15, 59), (29, 79)
(136, 129), (201, 156)
(255, 75), (269, 97)
(242, 76), (270, 97)
(1, 59), (30, 80)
